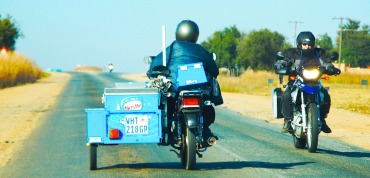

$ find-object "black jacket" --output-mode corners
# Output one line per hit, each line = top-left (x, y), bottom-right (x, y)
(147, 40), (219, 83)
(274, 48), (339, 75)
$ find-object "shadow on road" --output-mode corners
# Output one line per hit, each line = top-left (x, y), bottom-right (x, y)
(319, 149), (370, 158)
(97, 161), (314, 171)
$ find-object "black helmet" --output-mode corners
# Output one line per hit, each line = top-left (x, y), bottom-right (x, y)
(175, 20), (199, 43)
(296, 31), (315, 49)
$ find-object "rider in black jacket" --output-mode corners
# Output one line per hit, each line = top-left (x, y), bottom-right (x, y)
(275, 31), (341, 133)
(147, 20), (222, 138)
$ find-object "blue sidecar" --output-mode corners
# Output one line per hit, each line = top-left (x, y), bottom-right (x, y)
(85, 62), (214, 170)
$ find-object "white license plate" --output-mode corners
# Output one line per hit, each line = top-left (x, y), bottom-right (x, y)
(120, 115), (149, 135)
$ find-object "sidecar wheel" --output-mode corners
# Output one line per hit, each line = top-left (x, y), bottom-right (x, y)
(307, 102), (319, 153)
(89, 144), (97, 170)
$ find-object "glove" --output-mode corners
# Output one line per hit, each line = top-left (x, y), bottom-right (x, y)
(274, 60), (289, 74)
(274, 60), (288, 69)
(326, 66), (341, 75)
(333, 68), (341, 75)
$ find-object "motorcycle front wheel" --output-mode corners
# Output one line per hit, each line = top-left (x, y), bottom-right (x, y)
(180, 125), (196, 170)
(306, 102), (319, 153)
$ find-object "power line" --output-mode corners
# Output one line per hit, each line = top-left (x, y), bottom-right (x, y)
(289, 21), (303, 46)
(332, 17), (350, 68)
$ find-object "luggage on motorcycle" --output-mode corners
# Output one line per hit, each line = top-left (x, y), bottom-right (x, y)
(176, 62), (207, 90)
(209, 76), (223, 105)
(272, 88), (283, 119)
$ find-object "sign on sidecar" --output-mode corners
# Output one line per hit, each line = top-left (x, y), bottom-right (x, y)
(85, 82), (162, 170)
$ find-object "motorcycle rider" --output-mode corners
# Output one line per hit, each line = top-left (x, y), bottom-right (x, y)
(108, 63), (114, 73)
(275, 31), (341, 133)
(147, 20), (223, 140)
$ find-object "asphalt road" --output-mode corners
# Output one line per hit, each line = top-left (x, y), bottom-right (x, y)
(0, 72), (369, 178)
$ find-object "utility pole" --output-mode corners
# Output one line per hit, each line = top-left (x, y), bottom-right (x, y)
(332, 17), (350, 69)
(289, 21), (303, 46)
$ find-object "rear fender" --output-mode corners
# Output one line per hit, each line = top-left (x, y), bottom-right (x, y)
(183, 113), (199, 129)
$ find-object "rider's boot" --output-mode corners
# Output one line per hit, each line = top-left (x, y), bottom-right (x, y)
(321, 116), (332, 133)
(281, 118), (292, 133)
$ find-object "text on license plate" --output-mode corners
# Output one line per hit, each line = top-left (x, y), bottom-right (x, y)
(120, 115), (149, 135)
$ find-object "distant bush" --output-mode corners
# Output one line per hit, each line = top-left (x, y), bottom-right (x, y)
(0, 52), (42, 88)
(74, 66), (103, 72)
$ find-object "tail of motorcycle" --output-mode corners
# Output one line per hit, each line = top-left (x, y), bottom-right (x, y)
(178, 90), (203, 170)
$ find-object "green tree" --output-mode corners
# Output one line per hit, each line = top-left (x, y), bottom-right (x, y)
(317, 33), (333, 51)
(236, 29), (287, 70)
(0, 15), (20, 51)
(339, 19), (370, 68)
(201, 26), (241, 69)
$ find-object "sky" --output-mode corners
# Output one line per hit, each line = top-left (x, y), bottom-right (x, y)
(1, 0), (369, 73)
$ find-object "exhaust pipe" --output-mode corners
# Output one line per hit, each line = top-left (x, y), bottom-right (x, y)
(207, 136), (217, 146)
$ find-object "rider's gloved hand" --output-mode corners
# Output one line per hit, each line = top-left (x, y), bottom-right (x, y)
(275, 60), (288, 68)
(274, 60), (289, 74)
(333, 68), (341, 75)
(326, 66), (341, 75)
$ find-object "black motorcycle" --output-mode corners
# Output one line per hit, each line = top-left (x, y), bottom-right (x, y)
(273, 52), (340, 153)
(148, 63), (218, 169)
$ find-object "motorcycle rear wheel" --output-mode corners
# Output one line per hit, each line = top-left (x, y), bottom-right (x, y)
(307, 102), (319, 153)
(180, 126), (196, 170)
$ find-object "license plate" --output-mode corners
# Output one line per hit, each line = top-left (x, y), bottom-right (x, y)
(120, 115), (149, 135)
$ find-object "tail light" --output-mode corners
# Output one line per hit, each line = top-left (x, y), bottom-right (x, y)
(182, 97), (200, 107)
(109, 129), (120, 139)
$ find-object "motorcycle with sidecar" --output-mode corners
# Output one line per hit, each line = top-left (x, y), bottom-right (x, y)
(85, 61), (218, 170)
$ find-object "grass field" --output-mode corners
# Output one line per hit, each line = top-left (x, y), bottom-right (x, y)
(218, 70), (370, 116)
(0, 52), (44, 89)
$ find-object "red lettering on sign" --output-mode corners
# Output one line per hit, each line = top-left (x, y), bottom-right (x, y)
(124, 102), (142, 110)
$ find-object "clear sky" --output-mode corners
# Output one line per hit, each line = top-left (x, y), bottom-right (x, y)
(1, 0), (369, 73)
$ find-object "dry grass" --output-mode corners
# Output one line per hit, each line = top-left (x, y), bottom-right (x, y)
(218, 69), (370, 115)
(218, 70), (280, 96)
(0, 52), (43, 89)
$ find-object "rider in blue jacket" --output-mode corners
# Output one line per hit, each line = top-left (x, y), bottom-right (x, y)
(275, 31), (341, 133)
(147, 20), (222, 138)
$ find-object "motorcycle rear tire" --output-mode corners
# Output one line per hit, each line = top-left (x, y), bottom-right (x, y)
(180, 127), (196, 170)
(307, 102), (319, 153)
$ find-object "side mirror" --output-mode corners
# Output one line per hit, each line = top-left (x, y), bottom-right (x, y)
(330, 52), (339, 61)
(144, 56), (155, 65)
(277, 51), (285, 58)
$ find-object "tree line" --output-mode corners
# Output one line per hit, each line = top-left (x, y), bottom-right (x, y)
(201, 19), (370, 72)
(1, 15), (369, 70)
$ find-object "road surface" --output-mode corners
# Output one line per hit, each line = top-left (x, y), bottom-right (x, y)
(0, 72), (369, 177)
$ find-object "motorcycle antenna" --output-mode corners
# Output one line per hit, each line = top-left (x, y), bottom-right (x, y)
(162, 25), (167, 67)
